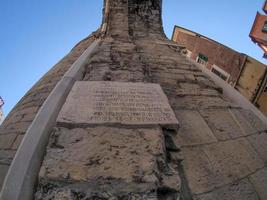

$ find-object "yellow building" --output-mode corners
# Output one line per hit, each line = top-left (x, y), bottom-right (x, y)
(235, 56), (267, 116)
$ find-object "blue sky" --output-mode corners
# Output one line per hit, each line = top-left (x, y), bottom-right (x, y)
(0, 0), (266, 117)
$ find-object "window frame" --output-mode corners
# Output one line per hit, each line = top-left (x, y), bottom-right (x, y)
(211, 64), (230, 82)
(196, 53), (208, 66)
(262, 21), (267, 33)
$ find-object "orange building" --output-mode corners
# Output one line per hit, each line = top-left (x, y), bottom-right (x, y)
(250, 1), (267, 58)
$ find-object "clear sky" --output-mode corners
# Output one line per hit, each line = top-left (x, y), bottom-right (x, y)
(0, 0), (266, 117)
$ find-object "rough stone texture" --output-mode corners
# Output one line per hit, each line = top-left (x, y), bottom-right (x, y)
(0, 150), (16, 165)
(0, 134), (17, 149)
(249, 167), (267, 200)
(175, 110), (217, 146)
(176, 82), (220, 96)
(199, 109), (245, 141)
(0, 165), (8, 189)
(0, 150), (15, 189)
(11, 134), (24, 150)
(231, 108), (267, 134)
(173, 96), (233, 110)
(36, 127), (181, 199)
(247, 132), (267, 164)
(39, 127), (165, 182)
(194, 179), (259, 200)
(0, 150), (15, 190)
(181, 138), (264, 194)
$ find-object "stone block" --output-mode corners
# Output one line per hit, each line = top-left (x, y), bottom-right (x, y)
(153, 72), (185, 80)
(176, 83), (219, 96)
(249, 167), (267, 200)
(0, 129), (23, 135)
(0, 134), (17, 149)
(199, 109), (244, 141)
(156, 78), (177, 86)
(0, 150), (16, 165)
(157, 68), (196, 75)
(173, 73), (186, 82)
(184, 73), (196, 81)
(6, 122), (31, 133)
(182, 138), (264, 194)
(195, 76), (214, 86)
(39, 127), (173, 186)
(174, 110), (217, 146)
(57, 81), (178, 128)
(247, 132), (267, 163)
(194, 179), (258, 200)
(17, 106), (39, 115)
(11, 135), (24, 150)
(0, 165), (9, 189)
(231, 109), (267, 134)
(241, 109), (267, 131)
(173, 96), (232, 110)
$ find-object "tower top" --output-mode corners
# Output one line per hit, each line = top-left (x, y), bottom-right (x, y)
(101, 0), (164, 38)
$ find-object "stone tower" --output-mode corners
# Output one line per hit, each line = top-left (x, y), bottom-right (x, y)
(1, 0), (267, 199)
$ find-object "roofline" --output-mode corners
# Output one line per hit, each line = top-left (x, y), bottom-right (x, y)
(172, 25), (266, 65)
(249, 12), (260, 38)
(172, 25), (243, 54)
(171, 25), (176, 41)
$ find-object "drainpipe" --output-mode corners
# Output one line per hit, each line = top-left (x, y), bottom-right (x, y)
(233, 54), (247, 88)
(252, 67), (267, 104)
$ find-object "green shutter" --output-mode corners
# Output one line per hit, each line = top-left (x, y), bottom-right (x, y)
(262, 22), (267, 33)
(199, 53), (208, 62)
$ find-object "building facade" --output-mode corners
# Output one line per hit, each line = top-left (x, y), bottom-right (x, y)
(250, 0), (267, 58)
(172, 25), (267, 116)
(172, 26), (247, 86)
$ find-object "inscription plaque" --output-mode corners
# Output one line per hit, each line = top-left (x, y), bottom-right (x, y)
(57, 81), (179, 128)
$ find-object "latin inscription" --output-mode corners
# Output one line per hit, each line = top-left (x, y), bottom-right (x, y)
(57, 81), (179, 127)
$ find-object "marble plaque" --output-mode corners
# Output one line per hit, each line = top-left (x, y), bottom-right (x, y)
(57, 81), (179, 128)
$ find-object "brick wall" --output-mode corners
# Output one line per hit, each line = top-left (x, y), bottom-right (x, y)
(250, 12), (267, 43)
(174, 29), (246, 84)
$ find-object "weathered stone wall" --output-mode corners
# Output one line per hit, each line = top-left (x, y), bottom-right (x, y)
(36, 32), (267, 199)
(0, 34), (97, 188)
(34, 0), (267, 200)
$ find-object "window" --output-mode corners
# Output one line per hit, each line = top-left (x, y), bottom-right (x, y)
(196, 53), (208, 66)
(262, 21), (267, 33)
(211, 65), (230, 81)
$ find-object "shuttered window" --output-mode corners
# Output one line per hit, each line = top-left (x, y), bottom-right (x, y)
(262, 21), (267, 33)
